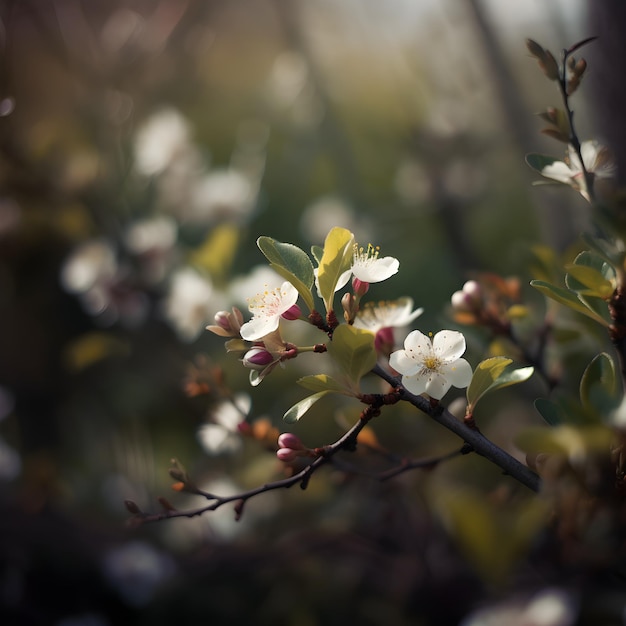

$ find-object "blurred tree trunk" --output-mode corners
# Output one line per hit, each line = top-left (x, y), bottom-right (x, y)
(588, 1), (626, 187)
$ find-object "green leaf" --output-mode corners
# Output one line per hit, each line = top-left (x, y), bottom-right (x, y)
(516, 425), (614, 458)
(515, 427), (572, 456)
(581, 233), (625, 267)
(466, 357), (511, 411)
(525, 153), (560, 176)
(297, 374), (350, 395)
(328, 324), (377, 386)
(310, 245), (323, 265)
(565, 250), (615, 299)
(580, 352), (622, 420)
(534, 397), (565, 426)
(283, 391), (331, 423)
(565, 264), (614, 298)
(531, 279), (611, 327)
(257, 237), (315, 311)
(316, 227), (354, 313)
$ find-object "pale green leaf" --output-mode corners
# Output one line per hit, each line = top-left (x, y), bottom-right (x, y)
(328, 324), (377, 385)
(297, 374), (350, 395)
(311, 245), (323, 265)
(283, 391), (331, 423)
(531, 280), (611, 326)
(534, 397), (565, 426)
(525, 153), (560, 175)
(316, 227), (354, 313)
(257, 237), (315, 311)
(580, 352), (622, 420)
(466, 357), (512, 411)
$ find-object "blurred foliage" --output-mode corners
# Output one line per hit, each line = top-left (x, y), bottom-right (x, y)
(4, 1), (624, 625)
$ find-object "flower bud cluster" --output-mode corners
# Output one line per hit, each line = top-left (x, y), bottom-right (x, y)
(276, 432), (310, 463)
(206, 307), (244, 337)
(451, 274), (526, 334)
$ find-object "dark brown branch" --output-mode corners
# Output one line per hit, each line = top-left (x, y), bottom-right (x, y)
(130, 403), (383, 525)
(372, 364), (541, 492)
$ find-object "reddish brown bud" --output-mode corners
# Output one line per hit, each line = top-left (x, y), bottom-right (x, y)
(124, 499), (142, 515)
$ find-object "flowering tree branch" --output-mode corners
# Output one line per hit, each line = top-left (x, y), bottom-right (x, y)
(372, 364), (541, 493)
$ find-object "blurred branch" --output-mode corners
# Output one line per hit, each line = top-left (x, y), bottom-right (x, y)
(129, 397), (390, 525)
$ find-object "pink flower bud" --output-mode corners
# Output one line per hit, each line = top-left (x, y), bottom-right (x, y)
(214, 310), (233, 330)
(242, 347), (274, 370)
(462, 280), (482, 303)
(207, 307), (244, 337)
(281, 304), (302, 321)
(352, 277), (370, 296)
(277, 432), (304, 450)
(451, 290), (471, 312)
(374, 327), (395, 355)
(276, 447), (299, 462)
(451, 280), (483, 312)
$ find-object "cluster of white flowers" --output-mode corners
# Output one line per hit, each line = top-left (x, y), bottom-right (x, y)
(225, 236), (474, 400)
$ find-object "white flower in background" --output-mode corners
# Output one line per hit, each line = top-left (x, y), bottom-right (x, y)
(61, 240), (148, 325)
(389, 330), (473, 400)
(239, 281), (300, 341)
(61, 239), (117, 296)
(540, 140), (616, 202)
(164, 267), (217, 341)
(350, 243), (400, 283)
(124, 216), (178, 283)
(353, 297), (424, 333)
(124, 216), (177, 255)
(190, 169), (256, 224)
(102, 540), (177, 607)
(459, 588), (576, 626)
(197, 393), (250, 455)
(134, 108), (191, 176)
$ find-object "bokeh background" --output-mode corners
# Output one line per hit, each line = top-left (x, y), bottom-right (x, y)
(1, 0), (617, 624)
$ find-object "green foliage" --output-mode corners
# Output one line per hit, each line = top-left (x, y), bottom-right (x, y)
(580, 352), (622, 420)
(530, 279), (612, 326)
(327, 324), (377, 389)
(297, 374), (351, 395)
(515, 424), (614, 459)
(565, 250), (615, 299)
(283, 391), (332, 423)
(524, 153), (559, 176)
(534, 397), (566, 426)
(257, 236), (316, 311)
(466, 357), (534, 414)
(316, 227), (354, 313)
(435, 488), (548, 584)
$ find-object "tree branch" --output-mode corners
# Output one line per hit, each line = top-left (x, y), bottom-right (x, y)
(372, 364), (541, 492)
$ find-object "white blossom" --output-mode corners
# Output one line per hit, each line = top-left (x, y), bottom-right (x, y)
(389, 330), (472, 400)
(540, 140), (616, 202)
(239, 281), (300, 341)
(353, 297), (424, 333)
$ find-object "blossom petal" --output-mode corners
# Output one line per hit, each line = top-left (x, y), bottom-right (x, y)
(401, 372), (428, 396)
(353, 256), (400, 283)
(439, 358), (473, 389)
(423, 372), (453, 400)
(579, 140), (599, 170)
(240, 315), (280, 341)
(402, 370), (451, 400)
(389, 349), (422, 377)
(403, 329), (433, 356)
(432, 330), (466, 362)
(541, 161), (573, 184)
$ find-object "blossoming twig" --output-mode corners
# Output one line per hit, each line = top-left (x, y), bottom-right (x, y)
(372, 364), (541, 492)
